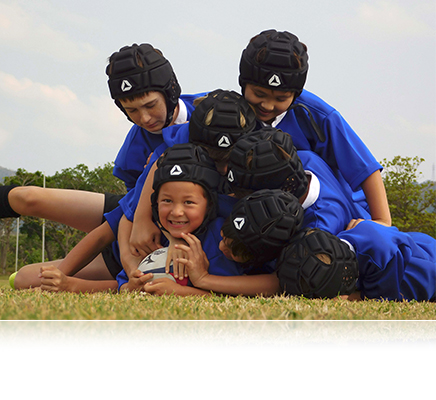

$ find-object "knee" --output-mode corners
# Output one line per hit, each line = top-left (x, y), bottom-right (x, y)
(14, 265), (41, 290)
(9, 186), (44, 216)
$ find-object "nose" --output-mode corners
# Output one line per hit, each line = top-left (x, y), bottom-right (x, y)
(260, 99), (274, 111)
(170, 203), (184, 217)
(138, 109), (152, 126)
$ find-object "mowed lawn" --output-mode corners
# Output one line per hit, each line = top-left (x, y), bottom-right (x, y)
(1, 274), (435, 320)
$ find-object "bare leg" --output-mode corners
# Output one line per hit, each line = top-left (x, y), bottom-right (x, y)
(14, 254), (114, 290)
(8, 187), (105, 233)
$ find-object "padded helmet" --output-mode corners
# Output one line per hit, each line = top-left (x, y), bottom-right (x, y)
(277, 228), (359, 299)
(151, 143), (221, 235)
(189, 89), (256, 149)
(227, 127), (308, 198)
(106, 43), (181, 127)
(239, 30), (308, 96)
(229, 189), (304, 263)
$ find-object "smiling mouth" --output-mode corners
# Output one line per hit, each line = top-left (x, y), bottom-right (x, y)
(168, 220), (188, 227)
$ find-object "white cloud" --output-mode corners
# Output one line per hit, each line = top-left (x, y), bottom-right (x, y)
(335, 1), (434, 40)
(0, 69), (130, 173)
(0, 2), (97, 61)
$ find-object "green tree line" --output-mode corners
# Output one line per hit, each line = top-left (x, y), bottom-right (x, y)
(0, 156), (435, 275)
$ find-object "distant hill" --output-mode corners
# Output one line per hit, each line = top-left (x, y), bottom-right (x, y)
(0, 166), (16, 183)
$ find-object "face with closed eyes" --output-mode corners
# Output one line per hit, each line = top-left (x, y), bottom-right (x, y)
(119, 91), (169, 132)
(157, 181), (208, 238)
(244, 83), (295, 123)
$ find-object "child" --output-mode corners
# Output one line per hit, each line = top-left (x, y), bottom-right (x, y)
(1, 43), (195, 227)
(11, 43), (205, 289)
(226, 127), (371, 236)
(239, 29), (391, 227)
(276, 223), (436, 302)
(219, 188), (303, 268)
(116, 143), (245, 295)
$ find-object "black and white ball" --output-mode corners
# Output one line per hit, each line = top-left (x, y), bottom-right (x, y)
(138, 248), (188, 285)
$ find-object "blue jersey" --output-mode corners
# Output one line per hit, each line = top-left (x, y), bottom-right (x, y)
(113, 93), (205, 191)
(115, 217), (244, 289)
(298, 150), (371, 235)
(269, 89), (382, 202)
(337, 221), (436, 301)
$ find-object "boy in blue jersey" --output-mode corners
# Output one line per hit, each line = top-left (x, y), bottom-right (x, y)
(276, 222), (436, 302)
(239, 29), (391, 227)
(226, 127), (370, 235)
(12, 43), (204, 289)
(118, 143), (244, 295)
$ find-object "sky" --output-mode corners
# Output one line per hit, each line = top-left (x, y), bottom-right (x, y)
(0, 0), (435, 181)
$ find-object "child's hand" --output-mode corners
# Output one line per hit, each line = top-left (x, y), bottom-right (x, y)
(174, 232), (210, 286)
(39, 265), (71, 292)
(120, 270), (153, 292)
(143, 278), (181, 296)
(166, 237), (188, 280)
(129, 218), (162, 257)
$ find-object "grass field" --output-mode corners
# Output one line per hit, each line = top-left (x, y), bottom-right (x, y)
(1, 274), (435, 320)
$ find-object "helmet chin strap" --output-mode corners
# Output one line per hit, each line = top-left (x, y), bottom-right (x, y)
(288, 102), (326, 143)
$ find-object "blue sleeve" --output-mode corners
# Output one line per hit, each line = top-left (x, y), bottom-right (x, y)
(282, 90), (382, 191)
(119, 142), (168, 221)
(116, 269), (128, 291)
(104, 205), (124, 238)
(320, 111), (382, 191)
(113, 125), (164, 191)
(162, 123), (190, 147)
(337, 221), (436, 301)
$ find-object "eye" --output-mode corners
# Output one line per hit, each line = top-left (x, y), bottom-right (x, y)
(145, 101), (157, 109)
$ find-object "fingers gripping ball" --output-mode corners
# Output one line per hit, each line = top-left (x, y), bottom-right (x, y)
(138, 248), (189, 286)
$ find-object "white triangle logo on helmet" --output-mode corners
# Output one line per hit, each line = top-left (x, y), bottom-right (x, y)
(121, 79), (133, 92)
(170, 165), (183, 176)
(218, 135), (231, 148)
(227, 170), (234, 182)
(268, 74), (281, 87)
(233, 217), (245, 230)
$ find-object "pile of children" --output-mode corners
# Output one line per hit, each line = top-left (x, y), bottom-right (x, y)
(2, 30), (434, 301)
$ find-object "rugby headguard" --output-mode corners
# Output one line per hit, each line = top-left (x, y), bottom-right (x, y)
(227, 127), (308, 199)
(239, 30), (308, 96)
(229, 189), (304, 263)
(277, 228), (359, 299)
(106, 43), (181, 127)
(151, 143), (221, 235)
(189, 89), (256, 149)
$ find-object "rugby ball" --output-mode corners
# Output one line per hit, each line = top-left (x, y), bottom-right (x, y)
(138, 247), (188, 286)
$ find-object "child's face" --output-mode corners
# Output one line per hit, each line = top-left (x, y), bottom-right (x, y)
(244, 84), (295, 123)
(218, 232), (249, 263)
(157, 181), (208, 238)
(120, 91), (168, 132)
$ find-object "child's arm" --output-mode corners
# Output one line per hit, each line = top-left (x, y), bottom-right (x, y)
(143, 278), (211, 297)
(39, 221), (118, 293)
(176, 232), (281, 297)
(40, 265), (118, 293)
(57, 221), (115, 277)
(361, 170), (391, 226)
(118, 214), (143, 278)
(129, 160), (163, 257)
